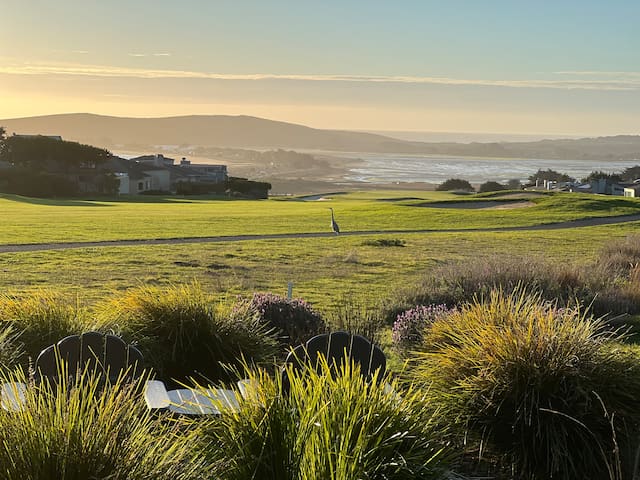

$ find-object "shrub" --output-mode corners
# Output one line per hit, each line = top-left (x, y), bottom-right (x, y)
(392, 304), (453, 354)
(436, 178), (474, 192)
(242, 292), (326, 347)
(388, 255), (595, 320)
(0, 368), (207, 479)
(597, 234), (640, 278)
(327, 297), (384, 344)
(390, 252), (640, 319)
(592, 265), (640, 317)
(412, 289), (640, 479)
(0, 290), (90, 368)
(194, 360), (452, 480)
(363, 238), (406, 247)
(478, 181), (506, 193)
(95, 283), (278, 386)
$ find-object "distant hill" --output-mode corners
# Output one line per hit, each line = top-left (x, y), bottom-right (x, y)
(1, 113), (639, 161)
(0, 113), (419, 153)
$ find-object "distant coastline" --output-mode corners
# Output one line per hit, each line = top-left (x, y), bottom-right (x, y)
(362, 130), (583, 144)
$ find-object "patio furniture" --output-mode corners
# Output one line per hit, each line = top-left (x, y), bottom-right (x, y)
(282, 331), (386, 392)
(144, 380), (240, 415)
(144, 331), (387, 415)
(1, 331), (143, 411)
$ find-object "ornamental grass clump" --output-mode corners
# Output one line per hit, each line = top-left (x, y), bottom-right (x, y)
(194, 359), (452, 480)
(0, 324), (23, 372)
(392, 304), (452, 354)
(412, 289), (640, 479)
(95, 283), (278, 386)
(243, 292), (326, 346)
(0, 290), (90, 369)
(0, 367), (208, 480)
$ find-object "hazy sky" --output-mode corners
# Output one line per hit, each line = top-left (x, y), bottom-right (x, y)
(1, 0), (639, 135)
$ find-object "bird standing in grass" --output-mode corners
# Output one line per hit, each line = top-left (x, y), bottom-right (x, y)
(329, 207), (340, 234)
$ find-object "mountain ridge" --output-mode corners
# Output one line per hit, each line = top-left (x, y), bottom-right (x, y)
(1, 113), (639, 161)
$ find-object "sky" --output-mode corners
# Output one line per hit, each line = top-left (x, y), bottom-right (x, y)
(1, 0), (639, 136)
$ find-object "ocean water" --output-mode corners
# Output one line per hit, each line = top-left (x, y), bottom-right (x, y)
(344, 153), (640, 184)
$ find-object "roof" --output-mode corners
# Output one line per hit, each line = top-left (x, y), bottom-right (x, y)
(107, 156), (154, 180)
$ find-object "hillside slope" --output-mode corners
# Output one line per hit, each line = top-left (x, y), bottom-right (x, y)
(1, 113), (639, 160)
(0, 113), (419, 153)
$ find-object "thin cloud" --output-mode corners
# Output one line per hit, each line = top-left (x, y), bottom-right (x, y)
(128, 53), (171, 57)
(1, 62), (639, 91)
(556, 70), (640, 78)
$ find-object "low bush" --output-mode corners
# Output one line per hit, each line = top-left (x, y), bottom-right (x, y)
(0, 290), (90, 368)
(241, 292), (326, 347)
(0, 368), (207, 479)
(194, 359), (453, 480)
(436, 178), (474, 192)
(388, 255), (596, 320)
(363, 238), (406, 247)
(326, 297), (384, 345)
(95, 283), (278, 386)
(392, 304), (453, 354)
(593, 271), (640, 317)
(597, 234), (640, 278)
(412, 289), (640, 479)
(478, 181), (506, 193)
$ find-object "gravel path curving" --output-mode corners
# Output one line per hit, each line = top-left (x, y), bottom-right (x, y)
(1, 213), (640, 254)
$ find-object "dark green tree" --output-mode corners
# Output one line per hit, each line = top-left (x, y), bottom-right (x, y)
(528, 169), (573, 185)
(621, 165), (640, 182)
(479, 181), (506, 193)
(581, 170), (622, 184)
(436, 178), (474, 192)
(506, 179), (522, 190)
(0, 135), (115, 197)
(0, 127), (5, 157)
(0, 135), (111, 171)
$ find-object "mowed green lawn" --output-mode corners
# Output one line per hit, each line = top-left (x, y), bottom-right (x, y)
(1, 191), (640, 245)
(1, 190), (640, 311)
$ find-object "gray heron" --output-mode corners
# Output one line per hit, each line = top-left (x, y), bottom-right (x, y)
(329, 207), (340, 234)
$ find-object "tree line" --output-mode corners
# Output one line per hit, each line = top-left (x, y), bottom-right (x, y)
(436, 166), (640, 193)
(0, 129), (118, 196)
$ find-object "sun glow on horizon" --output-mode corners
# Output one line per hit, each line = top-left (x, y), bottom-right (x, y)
(2, 1), (639, 136)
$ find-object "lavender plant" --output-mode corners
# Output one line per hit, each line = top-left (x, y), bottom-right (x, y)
(244, 293), (326, 347)
(392, 304), (453, 354)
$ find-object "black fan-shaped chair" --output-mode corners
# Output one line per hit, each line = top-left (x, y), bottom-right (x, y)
(1, 332), (143, 411)
(281, 331), (386, 393)
(34, 331), (143, 384)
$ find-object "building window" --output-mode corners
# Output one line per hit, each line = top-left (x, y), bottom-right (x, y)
(138, 182), (144, 191)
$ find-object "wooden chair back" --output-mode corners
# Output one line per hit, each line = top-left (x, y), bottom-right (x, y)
(35, 331), (143, 384)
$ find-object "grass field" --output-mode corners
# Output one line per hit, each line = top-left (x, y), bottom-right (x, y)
(4, 190), (640, 479)
(2, 191), (640, 245)
(2, 188), (640, 311)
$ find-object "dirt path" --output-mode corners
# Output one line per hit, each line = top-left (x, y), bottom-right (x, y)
(1, 213), (640, 254)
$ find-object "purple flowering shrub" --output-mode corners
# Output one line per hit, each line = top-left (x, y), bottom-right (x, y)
(392, 304), (453, 353)
(246, 292), (326, 346)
